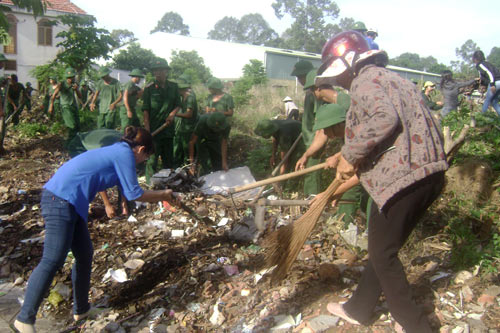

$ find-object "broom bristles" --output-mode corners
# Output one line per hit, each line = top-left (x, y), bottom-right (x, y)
(264, 179), (342, 283)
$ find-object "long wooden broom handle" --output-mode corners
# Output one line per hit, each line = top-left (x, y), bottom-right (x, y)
(230, 162), (326, 194)
(152, 121), (169, 136)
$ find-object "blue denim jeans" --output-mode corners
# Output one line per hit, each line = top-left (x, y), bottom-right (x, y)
(482, 81), (500, 115)
(17, 190), (93, 324)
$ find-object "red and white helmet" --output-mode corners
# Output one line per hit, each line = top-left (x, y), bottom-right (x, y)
(316, 31), (384, 84)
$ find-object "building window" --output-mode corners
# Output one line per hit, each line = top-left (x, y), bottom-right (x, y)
(38, 19), (52, 46)
(5, 60), (17, 71)
(3, 15), (17, 54)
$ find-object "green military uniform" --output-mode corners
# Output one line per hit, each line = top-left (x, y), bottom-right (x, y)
(6, 81), (25, 126)
(44, 78), (61, 119)
(194, 113), (230, 174)
(24, 83), (33, 111)
(96, 78), (121, 129)
(58, 69), (80, 145)
(142, 78), (181, 182)
(79, 83), (92, 110)
(119, 69), (144, 130)
(119, 81), (141, 129)
(421, 91), (442, 111)
(207, 93), (234, 112)
(173, 80), (198, 167)
(255, 119), (305, 172)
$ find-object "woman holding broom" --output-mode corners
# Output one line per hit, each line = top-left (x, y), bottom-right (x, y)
(314, 31), (447, 333)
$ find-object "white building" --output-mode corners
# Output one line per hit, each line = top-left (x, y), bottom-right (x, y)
(1, 0), (87, 85)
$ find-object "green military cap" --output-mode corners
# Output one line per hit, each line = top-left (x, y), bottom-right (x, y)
(65, 67), (76, 78)
(313, 101), (348, 131)
(303, 69), (317, 90)
(207, 77), (224, 90)
(98, 66), (112, 78)
(291, 60), (314, 77)
(0, 54), (7, 61)
(151, 59), (170, 70)
(80, 80), (88, 85)
(254, 119), (278, 138)
(337, 92), (351, 112)
(353, 21), (367, 32)
(207, 112), (229, 132)
(49, 75), (57, 80)
(26, 82), (32, 86)
(176, 74), (191, 89)
(129, 68), (144, 78)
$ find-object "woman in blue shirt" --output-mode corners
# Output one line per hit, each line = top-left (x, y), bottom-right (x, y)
(15, 127), (177, 333)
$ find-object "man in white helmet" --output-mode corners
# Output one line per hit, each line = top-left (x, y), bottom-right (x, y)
(366, 28), (379, 50)
(282, 96), (299, 120)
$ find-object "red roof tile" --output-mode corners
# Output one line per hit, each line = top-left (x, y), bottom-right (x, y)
(2, 0), (87, 15)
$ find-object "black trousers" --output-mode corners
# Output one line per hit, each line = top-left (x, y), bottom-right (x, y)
(344, 171), (445, 333)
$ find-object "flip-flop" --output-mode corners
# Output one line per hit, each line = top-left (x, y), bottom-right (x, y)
(326, 302), (360, 325)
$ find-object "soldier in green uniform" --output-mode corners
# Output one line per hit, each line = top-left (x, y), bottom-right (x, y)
(119, 69), (144, 130)
(173, 74), (198, 167)
(189, 112), (229, 176)
(78, 80), (93, 111)
(254, 119), (305, 175)
(206, 77), (234, 121)
(49, 68), (81, 146)
(296, 68), (323, 196)
(142, 59), (181, 183)
(90, 67), (122, 129)
(6, 74), (25, 126)
(44, 76), (61, 119)
(24, 82), (35, 112)
(291, 59), (314, 86)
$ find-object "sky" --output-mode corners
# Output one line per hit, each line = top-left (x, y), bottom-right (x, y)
(71, 0), (499, 66)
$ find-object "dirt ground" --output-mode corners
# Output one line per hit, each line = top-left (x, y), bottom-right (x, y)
(1, 122), (499, 333)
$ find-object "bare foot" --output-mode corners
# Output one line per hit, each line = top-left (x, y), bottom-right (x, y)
(326, 302), (360, 325)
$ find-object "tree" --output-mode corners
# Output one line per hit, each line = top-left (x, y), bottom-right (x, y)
(110, 29), (137, 48)
(111, 42), (162, 71)
(389, 53), (448, 73)
(487, 47), (500, 69)
(55, 14), (117, 73)
(452, 39), (480, 76)
(151, 11), (189, 35)
(242, 59), (267, 85)
(272, 0), (341, 53)
(169, 50), (212, 83)
(208, 16), (240, 42)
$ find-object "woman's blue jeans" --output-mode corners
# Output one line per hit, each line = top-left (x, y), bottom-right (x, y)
(482, 81), (500, 115)
(17, 190), (93, 324)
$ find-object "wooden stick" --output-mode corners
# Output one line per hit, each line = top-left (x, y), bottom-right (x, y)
(230, 162), (326, 194)
(152, 121), (169, 136)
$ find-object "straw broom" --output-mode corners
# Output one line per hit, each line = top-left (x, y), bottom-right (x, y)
(263, 178), (342, 283)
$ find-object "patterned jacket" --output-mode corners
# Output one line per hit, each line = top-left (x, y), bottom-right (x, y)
(341, 65), (448, 209)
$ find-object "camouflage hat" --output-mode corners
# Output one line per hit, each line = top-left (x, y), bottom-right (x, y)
(207, 112), (228, 132)
(254, 119), (279, 139)
(303, 69), (317, 90)
(207, 77), (224, 90)
(98, 66), (112, 78)
(353, 21), (367, 32)
(65, 67), (76, 78)
(129, 68), (144, 78)
(291, 60), (314, 77)
(0, 53), (7, 61)
(176, 74), (191, 89)
(313, 102), (347, 131)
(151, 59), (170, 70)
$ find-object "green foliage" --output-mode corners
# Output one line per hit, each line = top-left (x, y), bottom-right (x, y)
(169, 50), (212, 83)
(110, 29), (137, 48)
(150, 11), (190, 35)
(55, 15), (117, 73)
(30, 62), (66, 94)
(112, 42), (162, 71)
(243, 60), (268, 85)
(487, 46), (500, 69)
(389, 53), (449, 73)
(245, 138), (272, 179)
(49, 121), (65, 135)
(208, 14), (281, 47)
(231, 60), (268, 108)
(14, 122), (48, 138)
(78, 108), (97, 132)
(272, 0), (342, 53)
(451, 39), (480, 77)
(0, 0), (45, 30)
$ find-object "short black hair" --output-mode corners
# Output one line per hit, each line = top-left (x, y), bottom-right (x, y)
(472, 50), (485, 62)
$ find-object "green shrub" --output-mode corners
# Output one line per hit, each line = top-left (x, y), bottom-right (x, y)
(14, 123), (49, 138)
